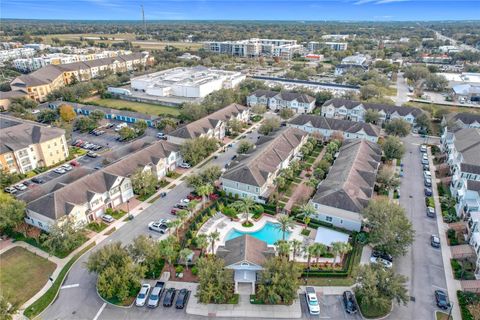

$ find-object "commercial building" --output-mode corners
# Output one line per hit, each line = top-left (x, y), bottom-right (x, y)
(220, 127), (308, 203)
(0, 115), (68, 174)
(167, 103), (249, 144)
(130, 66), (245, 99)
(288, 114), (381, 142)
(452, 84), (480, 103)
(247, 90), (316, 114)
(203, 38), (303, 59)
(9, 53), (151, 102)
(334, 54), (370, 76)
(310, 140), (382, 232)
(321, 98), (423, 126)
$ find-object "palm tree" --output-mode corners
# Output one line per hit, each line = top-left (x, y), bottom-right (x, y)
(179, 248), (193, 271)
(187, 200), (197, 217)
(195, 234), (209, 256)
(305, 244), (316, 269)
(197, 184), (214, 209)
(207, 231), (220, 254)
(299, 203), (316, 230)
(275, 214), (296, 241)
(177, 209), (189, 231)
(275, 240), (291, 260)
(167, 219), (183, 241)
(331, 242), (352, 265)
(312, 243), (327, 265)
(232, 197), (256, 224)
(290, 239), (302, 262)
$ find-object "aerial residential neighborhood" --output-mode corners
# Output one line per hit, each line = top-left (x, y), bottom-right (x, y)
(0, 3), (480, 320)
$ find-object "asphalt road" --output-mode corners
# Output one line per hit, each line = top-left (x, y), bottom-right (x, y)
(395, 72), (410, 106)
(388, 134), (446, 320)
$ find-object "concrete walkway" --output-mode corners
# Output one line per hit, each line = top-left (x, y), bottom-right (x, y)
(429, 147), (462, 320)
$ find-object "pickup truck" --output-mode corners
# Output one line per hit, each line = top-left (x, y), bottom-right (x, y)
(147, 281), (165, 308)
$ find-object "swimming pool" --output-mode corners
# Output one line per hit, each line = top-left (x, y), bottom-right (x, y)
(225, 222), (291, 245)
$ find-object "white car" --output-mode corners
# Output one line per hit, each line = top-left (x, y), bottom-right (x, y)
(148, 221), (169, 234)
(179, 162), (191, 169)
(135, 284), (151, 307)
(305, 287), (320, 315)
(4, 186), (17, 194)
(424, 171), (431, 179)
(370, 256), (393, 268)
(420, 145), (427, 153)
(62, 164), (73, 171)
(54, 167), (66, 174)
(14, 183), (28, 191)
(101, 215), (115, 223)
(180, 198), (190, 204)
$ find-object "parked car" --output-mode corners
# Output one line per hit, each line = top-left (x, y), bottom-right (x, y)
(4, 186), (17, 194)
(14, 183), (27, 191)
(370, 256), (393, 268)
(431, 235), (441, 248)
(62, 164), (73, 171)
(180, 198), (190, 204)
(175, 288), (189, 309)
(175, 203), (188, 209)
(423, 164), (430, 171)
(424, 171), (431, 179)
(424, 178), (432, 187)
(420, 145), (427, 153)
(23, 180), (32, 186)
(371, 250), (393, 263)
(160, 192), (167, 198)
(424, 187), (433, 196)
(163, 288), (176, 307)
(148, 221), (169, 234)
(179, 162), (191, 169)
(187, 193), (202, 201)
(421, 158), (429, 165)
(305, 287), (320, 315)
(342, 291), (358, 314)
(86, 151), (98, 158)
(435, 290), (450, 310)
(70, 160), (80, 167)
(171, 208), (181, 215)
(101, 215), (114, 224)
(427, 206), (436, 218)
(135, 284), (151, 307)
(147, 281), (165, 308)
(54, 167), (66, 174)
(31, 177), (44, 184)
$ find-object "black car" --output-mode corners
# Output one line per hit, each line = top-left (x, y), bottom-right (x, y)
(160, 192), (167, 198)
(31, 177), (45, 184)
(163, 288), (176, 307)
(342, 291), (358, 314)
(175, 289), (189, 309)
(424, 187), (433, 196)
(23, 180), (32, 186)
(435, 290), (450, 310)
(372, 250), (393, 263)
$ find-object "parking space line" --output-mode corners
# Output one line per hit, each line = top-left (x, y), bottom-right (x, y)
(93, 303), (106, 320)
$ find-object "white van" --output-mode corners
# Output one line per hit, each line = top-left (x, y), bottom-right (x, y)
(114, 123), (128, 132)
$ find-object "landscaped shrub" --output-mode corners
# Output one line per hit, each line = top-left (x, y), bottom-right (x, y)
(356, 232), (369, 244)
(222, 207), (238, 218)
(191, 266), (199, 276)
(458, 290), (480, 320)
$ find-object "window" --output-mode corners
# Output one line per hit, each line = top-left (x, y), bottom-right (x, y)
(325, 216), (333, 222)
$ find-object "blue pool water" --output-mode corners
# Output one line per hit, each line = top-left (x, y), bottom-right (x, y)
(225, 222), (291, 245)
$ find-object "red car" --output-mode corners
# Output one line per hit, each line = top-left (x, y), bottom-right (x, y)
(187, 193), (202, 201)
(70, 160), (80, 166)
(171, 208), (180, 215)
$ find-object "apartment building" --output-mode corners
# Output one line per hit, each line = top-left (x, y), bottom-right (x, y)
(466, 199), (480, 279)
(324, 42), (348, 51)
(288, 114), (381, 142)
(0, 47), (36, 63)
(9, 52), (151, 102)
(247, 90), (315, 114)
(441, 127), (480, 216)
(310, 140), (382, 231)
(220, 127), (308, 203)
(167, 103), (249, 144)
(321, 98), (423, 126)
(0, 115), (68, 174)
(203, 38), (302, 59)
(442, 113), (480, 129)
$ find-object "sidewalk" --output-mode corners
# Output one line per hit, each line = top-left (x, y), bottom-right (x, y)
(429, 147), (462, 320)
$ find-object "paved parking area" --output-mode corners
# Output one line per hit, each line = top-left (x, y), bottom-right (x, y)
(300, 293), (362, 320)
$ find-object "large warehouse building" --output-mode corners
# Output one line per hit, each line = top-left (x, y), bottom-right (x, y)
(130, 66), (246, 98)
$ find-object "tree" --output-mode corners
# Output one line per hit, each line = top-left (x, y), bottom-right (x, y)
(0, 192), (26, 232)
(425, 73), (448, 92)
(58, 104), (76, 122)
(196, 184), (214, 208)
(133, 120), (147, 136)
(258, 117), (280, 135)
(118, 126), (136, 140)
(227, 119), (243, 135)
(331, 241), (352, 265)
(167, 218), (182, 241)
(364, 109), (380, 124)
(382, 136), (405, 160)
(88, 110), (105, 122)
(275, 176), (286, 191)
(127, 235), (162, 278)
(131, 169), (157, 197)
(158, 236), (179, 274)
(363, 198), (415, 257)
(415, 113), (432, 133)
(403, 65), (430, 82)
(179, 248), (194, 271)
(275, 240), (291, 259)
(311, 243), (327, 264)
(360, 84), (382, 100)
(385, 119), (411, 137)
(237, 139), (254, 154)
(0, 294), (18, 320)
(195, 233), (209, 256)
(354, 264), (408, 311)
(179, 103), (207, 121)
(315, 91), (333, 106)
(251, 104), (267, 115)
(156, 118), (177, 132)
(187, 165), (222, 189)
(376, 167), (400, 191)
(196, 256), (235, 304)
(75, 116), (96, 132)
(256, 256), (302, 305)
(41, 219), (85, 256)
(275, 214), (296, 241)
(290, 239), (302, 262)
(232, 197), (256, 225)
(279, 108), (295, 119)
(180, 137), (218, 165)
(207, 231), (220, 253)
(37, 109), (58, 123)
(299, 203), (316, 229)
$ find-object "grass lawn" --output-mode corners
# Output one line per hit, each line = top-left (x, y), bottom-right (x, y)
(357, 295), (391, 319)
(86, 221), (108, 233)
(89, 98), (181, 117)
(435, 311), (449, 320)
(0, 247), (56, 306)
(305, 276), (354, 286)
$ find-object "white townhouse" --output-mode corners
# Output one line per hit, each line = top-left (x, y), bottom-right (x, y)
(442, 113), (480, 129)
(310, 140), (382, 232)
(167, 103), (250, 145)
(220, 127), (308, 203)
(288, 114), (381, 143)
(247, 90), (316, 114)
(321, 98), (423, 126)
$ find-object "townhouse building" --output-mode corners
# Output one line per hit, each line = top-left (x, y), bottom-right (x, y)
(321, 98), (423, 126)
(310, 140), (382, 232)
(220, 127), (308, 203)
(9, 53), (151, 102)
(288, 114), (381, 142)
(167, 103), (249, 144)
(442, 113), (480, 129)
(0, 115), (68, 174)
(247, 90), (316, 114)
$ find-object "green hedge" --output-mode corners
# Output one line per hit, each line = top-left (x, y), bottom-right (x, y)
(457, 290), (480, 320)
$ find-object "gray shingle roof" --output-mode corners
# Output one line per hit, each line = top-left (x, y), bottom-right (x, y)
(453, 128), (480, 175)
(11, 65), (64, 87)
(323, 98), (423, 117)
(289, 114), (381, 137)
(222, 127), (307, 187)
(216, 234), (275, 267)
(250, 90), (315, 104)
(447, 112), (480, 126)
(250, 90), (278, 99)
(312, 139), (382, 213)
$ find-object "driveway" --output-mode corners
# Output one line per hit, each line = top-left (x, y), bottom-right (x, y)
(395, 72), (410, 106)
(388, 134), (447, 320)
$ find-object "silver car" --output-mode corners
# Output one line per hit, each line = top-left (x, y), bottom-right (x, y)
(135, 284), (151, 307)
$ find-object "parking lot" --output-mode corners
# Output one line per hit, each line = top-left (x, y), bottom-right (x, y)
(299, 292), (363, 320)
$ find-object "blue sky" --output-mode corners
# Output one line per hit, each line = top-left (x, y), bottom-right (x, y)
(2, 0), (480, 21)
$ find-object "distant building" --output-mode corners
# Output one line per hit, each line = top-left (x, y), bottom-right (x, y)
(324, 42), (348, 51)
(304, 54), (324, 61)
(439, 45), (460, 53)
(177, 53), (201, 61)
(451, 84), (480, 102)
(334, 54), (370, 76)
(131, 66), (245, 99)
(247, 90), (315, 114)
(321, 35), (350, 41)
(0, 47), (36, 63)
(420, 54), (452, 64)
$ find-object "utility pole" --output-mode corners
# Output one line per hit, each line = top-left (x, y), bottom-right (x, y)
(141, 5), (147, 39)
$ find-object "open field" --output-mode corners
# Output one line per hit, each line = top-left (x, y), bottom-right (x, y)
(89, 98), (181, 116)
(0, 247), (56, 305)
